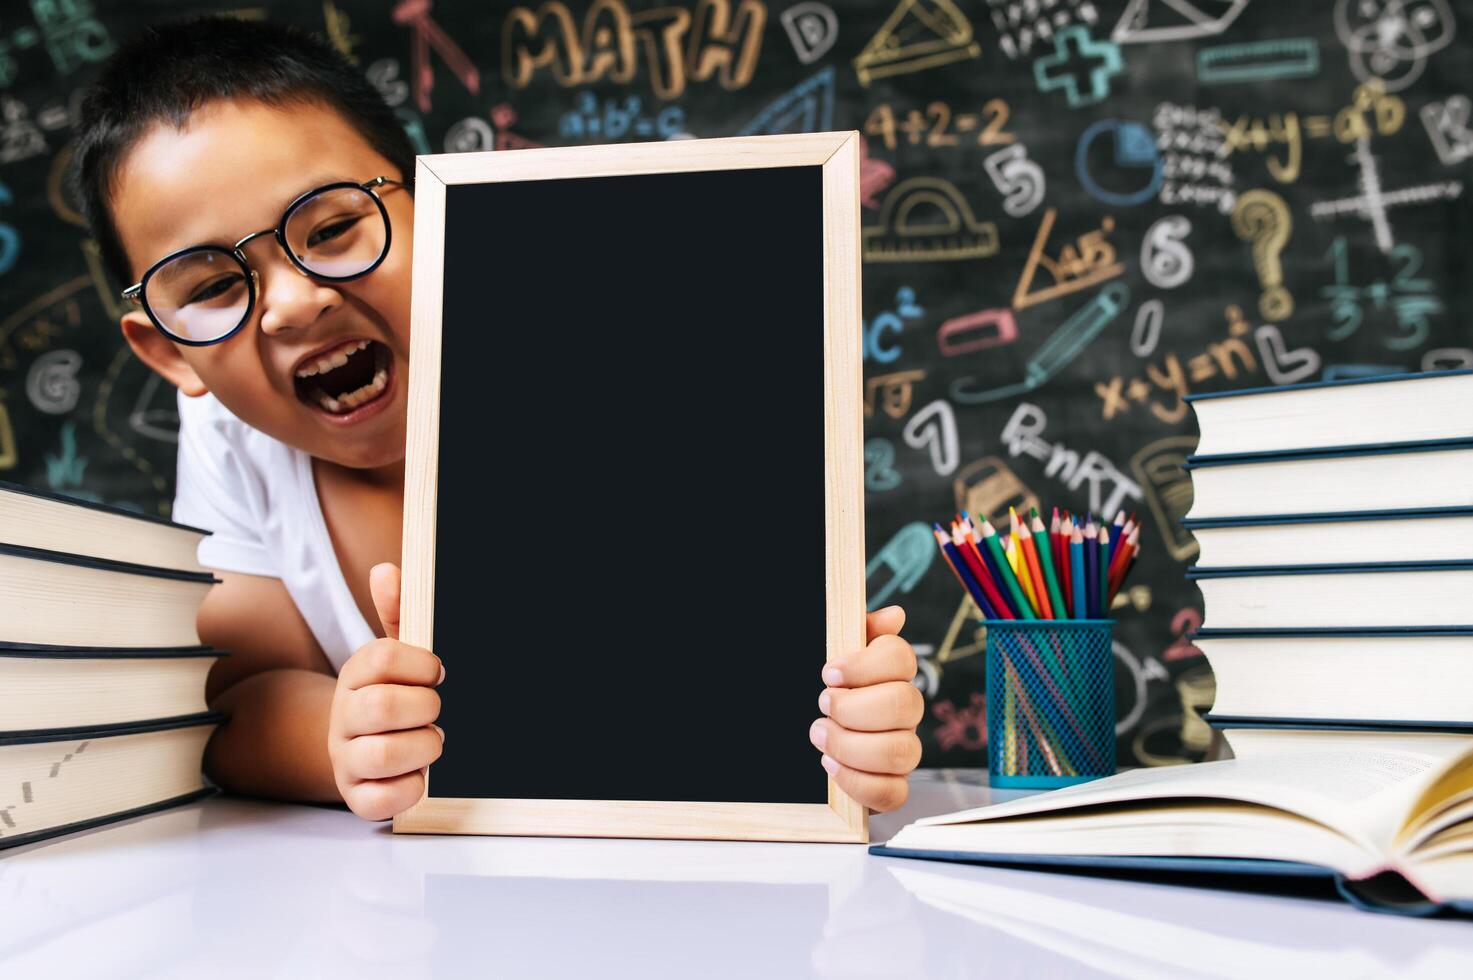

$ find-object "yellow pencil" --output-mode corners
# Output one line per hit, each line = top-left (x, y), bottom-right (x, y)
(1006, 532), (1040, 614)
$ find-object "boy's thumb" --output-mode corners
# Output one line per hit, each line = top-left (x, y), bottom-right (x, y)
(369, 562), (402, 640)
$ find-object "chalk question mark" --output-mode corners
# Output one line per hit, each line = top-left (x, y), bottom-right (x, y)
(1231, 189), (1294, 322)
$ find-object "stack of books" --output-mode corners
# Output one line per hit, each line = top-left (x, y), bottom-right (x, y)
(1181, 369), (1473, 750)
(0, 480), (224, 850)
(870, 371), (1473, 916)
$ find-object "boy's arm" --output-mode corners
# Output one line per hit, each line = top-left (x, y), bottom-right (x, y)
(197, 570), (341, 802)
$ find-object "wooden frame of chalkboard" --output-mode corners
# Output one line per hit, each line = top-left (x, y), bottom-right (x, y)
(393, 132), (867, 843)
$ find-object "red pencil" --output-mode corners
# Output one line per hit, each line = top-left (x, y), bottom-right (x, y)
(1058, 513), (1074, 605)
(953, 524), (1014, 620)
(1109, 526), (1140, 599)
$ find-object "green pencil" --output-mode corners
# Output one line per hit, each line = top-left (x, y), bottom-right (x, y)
(976, 516), (1036, 620)
(1029, 509), (1068, 620)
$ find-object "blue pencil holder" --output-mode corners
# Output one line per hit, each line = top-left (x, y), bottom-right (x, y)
(983, 619), (1116, 789)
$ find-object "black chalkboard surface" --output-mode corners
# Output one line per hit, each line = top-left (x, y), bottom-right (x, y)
(395, 133), (868, 841)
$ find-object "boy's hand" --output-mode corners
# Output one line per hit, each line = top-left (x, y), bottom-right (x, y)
(327, 562), (445, 821)
(809, 606), (924, 813)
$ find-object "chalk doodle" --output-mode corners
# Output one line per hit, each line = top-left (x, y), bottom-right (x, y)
(559, 92), (685, 141)
(1196, 38), (1319, 84)
(1130, 299), (1164, 358)
(999, 402), (1144, 517)
(1334, 0), (1454, 93)
(1421, 96), (1473, 166)
(1110, 0), (1247, 45)
(24, 349), (80, 415)
(365, 58), (409, 107)
(932, 693), (987, 751)
(128, 373), (179, 444)
(954, 283), (1130, 404)
(1096, 304), (1259, 423)
(864, 437), (902, 492)
(864, 98), (1014, 151)
(982, 144), (1044, 217)
(1253, 324), (1321, 384)
(502, 0), (766, 101)
(1153, 102), (1235, 214)
(0, 393), (16, 469)
(1129, 435), (1199, 562)
(92, 347), (171, 502)
(737, 65), (832, 135)
(1220, 83), (1406, 185)
(0, 96), (46, 165)
(862, 178), (998, 263)
(1322, 363), (1407, 381)
(866, 522), (935, 611)
(984, 0), (1100, 60)
(1140, 215), (1193, 290)
(1423, 348), (1473, 371)
(1075, 119), (1162, 207)
(1231, 189), (1294, 322)
(912, 642), (940, 697)
(322, 0), (362, 62)
(1033, 26), (1123, 108)
(951, 455), (1040, 530)
(853, 0), (980, 87)
(1111, 637), (1160, 739)
(936, 595), (985, 665)
(1310, 137), (1463, 255)
(863, 287), (924, 364)
(393, 0), (480, 112)
(937, 308), (1017, 357)
(902, 399), (959, 476)
(0, 179), (17, 276)
(45, 420), (88, 491)
(1321, 237), (1441, 351)
(444, 115), (496, 151)
(858, 137), (896, 210)
(1012, 209), (1123, 311)
(863, 369), (925, 419)
(779, 2), (836, 65)
(489, 102), (545, 150)
(0, 276), (86, 371)
(24, 1), (114, 77)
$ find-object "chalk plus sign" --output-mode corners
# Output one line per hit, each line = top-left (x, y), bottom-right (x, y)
(1034, 27), (1123, 108)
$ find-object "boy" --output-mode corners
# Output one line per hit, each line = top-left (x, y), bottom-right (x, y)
(74, 16), (924, 821)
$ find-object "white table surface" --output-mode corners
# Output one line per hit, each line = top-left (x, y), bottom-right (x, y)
(4, 768), (1470, 979)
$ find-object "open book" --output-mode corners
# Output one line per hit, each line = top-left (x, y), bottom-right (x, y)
(874, 740), (1473, 916)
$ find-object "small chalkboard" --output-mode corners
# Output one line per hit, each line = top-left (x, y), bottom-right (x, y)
(393, 133), (867, 842)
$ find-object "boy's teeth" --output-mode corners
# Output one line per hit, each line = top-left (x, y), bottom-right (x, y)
(296, 339), (370, 378)
(311, 366), (388, 414)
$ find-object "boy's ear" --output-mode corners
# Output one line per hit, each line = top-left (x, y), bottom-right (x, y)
(120, 310), (208, 397)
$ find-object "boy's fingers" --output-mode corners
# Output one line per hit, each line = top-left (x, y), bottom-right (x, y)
(369, 562), (402, 641)
(865, 605), (906, 642)
(340, 638), (442, 691)
(343, 768), (426, 822)
(819, 680), (925, 732)
(819, 755), (910, 813)
(342, 684), (441, 738)
(809, 718), (921, 775)
(342, 726), (445, 781)
(821, 634), (916, 688)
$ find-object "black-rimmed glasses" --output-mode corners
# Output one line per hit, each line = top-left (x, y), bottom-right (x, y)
(121, 175), (407, 346)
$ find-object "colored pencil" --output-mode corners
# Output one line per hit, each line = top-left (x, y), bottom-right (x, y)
(1058, 514), (1074, 609)
(1109, 526), (1141, 600)
(1048, 508), (1062, 584)
(1108, 511), (1126, 566)
(979, 517), (1036, 620)
(951, 524), (1010, 619)
(1004, 534), (1038, 616)
(1030, 513), (1067, 621)
(1013, 508), (1052, 619)
(1070, 525), (1086, 619)
(1106, 523), (1135, 592)
(935, 525), (997, 618)
(970, 524), (1022, 618)
(1083, 519), (1099, 619)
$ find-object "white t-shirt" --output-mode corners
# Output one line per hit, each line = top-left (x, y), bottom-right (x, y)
(171, 389), (376, 673)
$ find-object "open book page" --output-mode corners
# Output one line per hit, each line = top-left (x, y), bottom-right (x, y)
(895, 799), (1376, 874)
(912, 749), (1472, 858)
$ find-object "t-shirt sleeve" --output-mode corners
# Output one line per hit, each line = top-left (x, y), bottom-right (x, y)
(172, 392), (279, 577)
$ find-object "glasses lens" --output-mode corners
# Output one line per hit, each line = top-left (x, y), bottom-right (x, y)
(283, 186), (388, 279)
(144, 248), (251, 343)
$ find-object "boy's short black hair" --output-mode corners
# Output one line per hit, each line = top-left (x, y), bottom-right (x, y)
(73, 15), (416, 288)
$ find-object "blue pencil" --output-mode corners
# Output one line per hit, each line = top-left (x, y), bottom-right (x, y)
(1070, 525), (1087, 619)
(1083, 519), (1099, 619)
(934, 525), (998, 618)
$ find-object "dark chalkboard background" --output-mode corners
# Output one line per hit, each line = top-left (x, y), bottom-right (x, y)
(2, 1), (1470, 770)
(431, 167), (827, 802)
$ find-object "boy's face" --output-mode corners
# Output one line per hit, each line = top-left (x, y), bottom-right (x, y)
(114, 97), (413, 471)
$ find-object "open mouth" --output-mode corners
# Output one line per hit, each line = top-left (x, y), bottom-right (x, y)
(293, 339), (392, 417)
